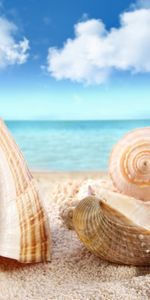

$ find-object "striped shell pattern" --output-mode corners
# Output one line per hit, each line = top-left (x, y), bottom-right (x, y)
(72, 128), (150, 265)
(0, 119), (51, 263)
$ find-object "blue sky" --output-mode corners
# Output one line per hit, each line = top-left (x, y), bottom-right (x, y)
(0, 0), (150, 120)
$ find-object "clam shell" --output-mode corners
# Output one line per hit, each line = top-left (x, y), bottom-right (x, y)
(73, 189), (150, 265)
(0, 119), (51, 263)
(58, 178), (115, 230)
(109, 127), (150, 201)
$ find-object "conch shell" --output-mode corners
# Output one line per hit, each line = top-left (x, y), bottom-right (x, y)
(109, 127), (150, 201)
(73, 189), (150, 266)
(0, 119), (51, 263)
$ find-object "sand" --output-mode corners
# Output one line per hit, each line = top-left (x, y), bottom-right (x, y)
(0, 172), (150, 300)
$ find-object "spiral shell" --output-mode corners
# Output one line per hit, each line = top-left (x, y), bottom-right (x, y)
(109, 127), (150, 201)
(73, 189), (150, 266)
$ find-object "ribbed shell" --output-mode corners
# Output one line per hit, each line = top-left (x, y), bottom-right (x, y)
(73, 190), (150, 265)
(0, 119), (51, 263)
(109, 127), (150, 201)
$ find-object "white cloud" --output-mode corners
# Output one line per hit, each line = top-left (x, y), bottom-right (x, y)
(0, 17), (29, 68)
(47, 7), (150, 85)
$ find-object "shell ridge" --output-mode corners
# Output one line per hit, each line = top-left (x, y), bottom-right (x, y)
(0, 119), (51, 263)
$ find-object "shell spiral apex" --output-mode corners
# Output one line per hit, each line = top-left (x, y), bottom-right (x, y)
(109, 127), (150, 201)
(0, 119), (51, 263)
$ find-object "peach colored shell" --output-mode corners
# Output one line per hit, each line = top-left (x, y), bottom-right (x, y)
(109, 127), (150, 201)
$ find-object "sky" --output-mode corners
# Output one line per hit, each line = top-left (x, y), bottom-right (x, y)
(0, 0), (150, 120)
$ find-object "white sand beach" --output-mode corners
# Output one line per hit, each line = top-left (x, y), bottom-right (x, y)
(0, 171), (150, 300)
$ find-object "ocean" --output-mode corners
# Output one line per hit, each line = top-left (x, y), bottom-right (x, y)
(6, 120), (150, 171)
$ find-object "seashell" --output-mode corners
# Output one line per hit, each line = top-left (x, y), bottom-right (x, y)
(58, 178), (115, 230)
(77, 178), (116, 200)
(59, 200), (78, 230)
(109, 127), (150, 201)
(73, 189), (150, 265)
(0, 119), (51, 263)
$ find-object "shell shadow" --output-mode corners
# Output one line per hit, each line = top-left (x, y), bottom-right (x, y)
(0, 256), (42, 271)
(135, 266), (150, 277)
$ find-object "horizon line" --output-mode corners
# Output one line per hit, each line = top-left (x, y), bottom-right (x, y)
(4, 118), (150, 122)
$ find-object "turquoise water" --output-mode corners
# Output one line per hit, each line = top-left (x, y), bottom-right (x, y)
(6, 120), (150, 171)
